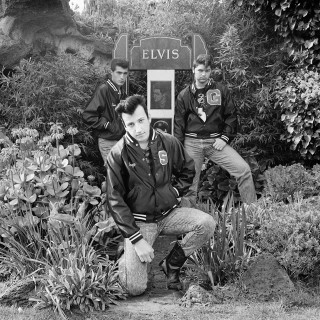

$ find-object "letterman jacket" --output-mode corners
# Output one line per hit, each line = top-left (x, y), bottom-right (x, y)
(106, 128), (195, 244)
(174, 78), (237, 144)
(82, 79), (126, 140)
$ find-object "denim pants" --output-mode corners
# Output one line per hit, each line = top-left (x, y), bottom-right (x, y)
(184, 137), (257, 204)
(98, 138), (118, 166)
(118, 207), (216, 296)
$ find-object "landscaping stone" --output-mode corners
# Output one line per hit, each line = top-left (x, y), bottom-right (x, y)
(241, 253), (296, 301)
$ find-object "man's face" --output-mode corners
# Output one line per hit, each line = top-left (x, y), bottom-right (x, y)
(122, 105), (150, 144)
(111, 66), (128, 87)
(193, 64), (211, 86)
(153, 89), (163, 102)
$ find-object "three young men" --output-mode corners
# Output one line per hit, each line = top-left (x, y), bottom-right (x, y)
(106, 95), (216, 296)
(82, 59), (129, 165)
(174, 54), (256, 204)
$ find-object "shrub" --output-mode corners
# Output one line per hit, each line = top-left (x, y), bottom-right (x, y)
(264, 163), (320, 202)
(249, 197), (320, 282)
(274, 69), (320, 159)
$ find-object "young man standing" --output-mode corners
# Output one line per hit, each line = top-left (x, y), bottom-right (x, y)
(174, 54), (256, 204)
(82, 59), (129, 165)
(106, 95), (216, 296)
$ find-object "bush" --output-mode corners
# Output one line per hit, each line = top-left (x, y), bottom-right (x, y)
(249, 197), (320, 282)
(264, 163), (320, 202)
(274, 69), (320, 159)
(0, 53), (105, 181)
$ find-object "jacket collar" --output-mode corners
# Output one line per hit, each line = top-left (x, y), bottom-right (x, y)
(190, 78), (214, 95)
(125, 128), (157, 146)
(107, 78), (122, 96)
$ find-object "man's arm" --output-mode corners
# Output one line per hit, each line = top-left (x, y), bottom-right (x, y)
(169, 136), (195, 196)
(82, 84), (111, 131)
(106, 148), (154, 262)
(174, 93), (187, 144)
(220, 86), (237, 144)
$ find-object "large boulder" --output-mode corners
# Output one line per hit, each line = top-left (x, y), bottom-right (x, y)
(241, 253), (296, 301)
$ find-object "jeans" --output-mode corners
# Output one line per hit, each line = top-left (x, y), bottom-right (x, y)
(184, 137), (257, 204)
(118, 207), (216, 296)
(98, 138), (118, 166)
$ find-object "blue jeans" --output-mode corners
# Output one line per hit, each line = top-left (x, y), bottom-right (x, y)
(118, 207), (216, 296)
(98, 138), (118, 166)
(184, 137), (257, 204)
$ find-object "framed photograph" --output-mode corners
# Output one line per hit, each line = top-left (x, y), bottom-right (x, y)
(151, 118), (172, 134)
(150, 81), (171, 110)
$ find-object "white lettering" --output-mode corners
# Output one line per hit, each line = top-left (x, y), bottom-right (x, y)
(141, 49), (180, 60)
(157, 49), (166, 59)
(151, 49), (157, 59)
(142, 49), (149, 59)
(172, 49), (179, 59)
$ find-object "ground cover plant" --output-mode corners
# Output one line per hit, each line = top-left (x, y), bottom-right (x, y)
(0, 124), (125, 318)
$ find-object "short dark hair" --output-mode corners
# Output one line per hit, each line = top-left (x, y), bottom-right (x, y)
(116, 95), (148, 118)
(193, 54), (213, 69)
(110, 59), (129, 71)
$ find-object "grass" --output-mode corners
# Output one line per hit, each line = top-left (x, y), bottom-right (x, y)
(0, 301), (320, 320)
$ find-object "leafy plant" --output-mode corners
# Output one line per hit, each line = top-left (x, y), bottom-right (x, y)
(250, 196), (320, 283)
(274, 69), (320, 159)
(187, 192), (257, 287)
(264, 163), (320, 202)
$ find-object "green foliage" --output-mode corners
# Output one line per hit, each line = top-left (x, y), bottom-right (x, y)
(0, 53), (105, 181)
(233, 0), (320, 67)
(0, 124), (124, 314)
(188, 193), (256, 286)
(198, 149), (265, 205)
(264, 163), (320, 202)
(274, 69), (320, 159)
(249, 197), (320, 282)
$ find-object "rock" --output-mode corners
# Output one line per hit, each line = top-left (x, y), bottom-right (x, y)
(179, 284), (224, 307)
(241, 253), (295, 301)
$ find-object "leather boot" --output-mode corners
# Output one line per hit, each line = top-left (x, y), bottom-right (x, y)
(159, 242), (187, 290)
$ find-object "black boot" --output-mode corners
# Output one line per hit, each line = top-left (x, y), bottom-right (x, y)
(159, 242), (187, 290)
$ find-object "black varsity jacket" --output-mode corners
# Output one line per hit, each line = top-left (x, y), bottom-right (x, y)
(106, 129), (195, 244)
(174, 79), (237, 144)
(82, 79), (126, 140)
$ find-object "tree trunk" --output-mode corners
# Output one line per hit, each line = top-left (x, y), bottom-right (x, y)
(0, 0), (113, 68)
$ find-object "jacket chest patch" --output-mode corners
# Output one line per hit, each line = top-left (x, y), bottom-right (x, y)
(158, 150), (168, 165)
(206, 89), (221, 106)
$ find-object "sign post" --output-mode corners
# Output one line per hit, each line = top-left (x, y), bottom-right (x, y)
(113, 34), (207, 134)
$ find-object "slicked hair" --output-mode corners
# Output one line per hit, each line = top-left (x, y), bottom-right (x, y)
(193, 54), (213, 69)
(116, 95), (148, 118)
(110, 59), (129, 71)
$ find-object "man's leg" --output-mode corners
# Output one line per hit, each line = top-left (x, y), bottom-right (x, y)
(184, 137), (205, 200)
(205, 142), (257, 204)
(98, 138), (118, 166)
(118, 223), (158, 296)
(158, 208), (216, 289)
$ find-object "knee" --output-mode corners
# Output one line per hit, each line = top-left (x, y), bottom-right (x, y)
(236, 160), (252, 178)
(196, 211), (216, 237)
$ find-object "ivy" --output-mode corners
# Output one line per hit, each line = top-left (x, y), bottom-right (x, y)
(274, 69), (320, 158)
(233, 0), (320, 67)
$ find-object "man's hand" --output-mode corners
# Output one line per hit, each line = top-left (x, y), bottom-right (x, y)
(213, 138), (227, 151)
(133, 239), (154, 263)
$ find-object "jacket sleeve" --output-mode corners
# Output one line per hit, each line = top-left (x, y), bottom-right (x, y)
(220, 87), (238, 143)
(174, 92), (187, 144)
(170, 136), (195, 196)
(106, 147), (143, 244)
(82, 84), (111, 131)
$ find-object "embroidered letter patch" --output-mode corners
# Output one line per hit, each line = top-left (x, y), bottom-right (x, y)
(207, 89), (221, 105)
(158, 150), (168, 165)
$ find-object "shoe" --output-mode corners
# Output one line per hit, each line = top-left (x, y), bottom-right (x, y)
(159, 242), (187, 290)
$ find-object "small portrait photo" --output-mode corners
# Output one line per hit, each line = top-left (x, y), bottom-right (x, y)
(151, 118), (172, 134)
(150, 81), (171, 110)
